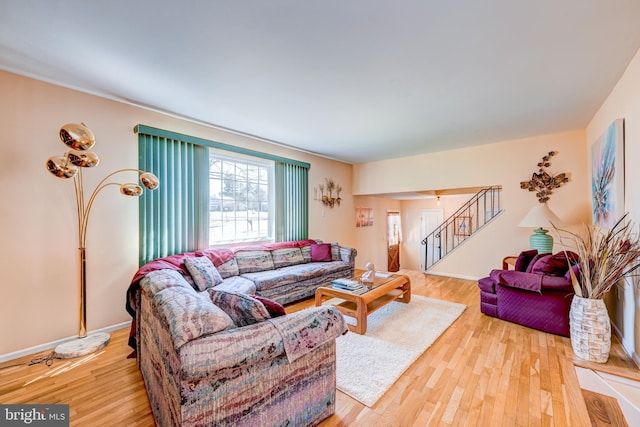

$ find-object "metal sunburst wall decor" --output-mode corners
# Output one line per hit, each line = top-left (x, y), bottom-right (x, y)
(519, 151), (569, 203)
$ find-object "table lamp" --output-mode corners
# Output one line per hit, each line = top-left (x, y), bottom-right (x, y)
(518, 203), (562, 253)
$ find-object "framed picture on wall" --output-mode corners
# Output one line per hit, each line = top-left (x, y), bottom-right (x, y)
(356, 208), (373, 227)
(591, 118), (625, 229)
(454, 216), (471, 236)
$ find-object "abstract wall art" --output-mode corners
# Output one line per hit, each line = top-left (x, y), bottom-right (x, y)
(591, 119), (625, 229)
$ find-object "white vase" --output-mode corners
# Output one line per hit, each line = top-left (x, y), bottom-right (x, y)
(569, 296), (611, 363)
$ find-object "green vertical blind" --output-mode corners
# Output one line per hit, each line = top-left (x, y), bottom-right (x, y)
(137, 131), (209, 265)
(275, 162), (309, 241)
(136, 125), (309, 265)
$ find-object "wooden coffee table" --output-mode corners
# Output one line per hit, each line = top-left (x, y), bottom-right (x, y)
(315, 274), (411, 334)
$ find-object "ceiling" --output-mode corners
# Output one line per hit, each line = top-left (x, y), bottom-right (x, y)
(2, 1), (640, 164)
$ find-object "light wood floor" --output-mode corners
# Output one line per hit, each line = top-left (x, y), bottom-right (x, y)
(1, 270), (637, 426)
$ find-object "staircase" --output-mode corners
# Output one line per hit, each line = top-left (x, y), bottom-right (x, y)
(421, 186), (502, 270)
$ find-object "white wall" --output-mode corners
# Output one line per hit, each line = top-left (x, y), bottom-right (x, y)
(586, 47), (640, 365)
(0, 70), (354, 356)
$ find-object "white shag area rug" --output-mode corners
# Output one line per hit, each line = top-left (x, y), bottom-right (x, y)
(336, 295), (466, 407)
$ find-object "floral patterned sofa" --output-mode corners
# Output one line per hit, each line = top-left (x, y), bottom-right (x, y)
(130, 239), (357, 306)
(125, 239), (356, 426)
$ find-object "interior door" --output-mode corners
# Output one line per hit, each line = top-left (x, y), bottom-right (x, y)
(387, 211), (401, 272)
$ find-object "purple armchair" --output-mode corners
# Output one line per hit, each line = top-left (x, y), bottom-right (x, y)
(478, 250), (579, 337)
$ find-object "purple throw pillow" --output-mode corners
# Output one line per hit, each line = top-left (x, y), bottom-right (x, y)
(530, 252), (571, 277)
(514, 249), (538, 272)
(526, 253), (549, 273)
(310, 243), (332, 262)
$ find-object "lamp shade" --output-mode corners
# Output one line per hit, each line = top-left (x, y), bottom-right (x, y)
(518, 203), (562, 253)
(518, 203), (562, 229)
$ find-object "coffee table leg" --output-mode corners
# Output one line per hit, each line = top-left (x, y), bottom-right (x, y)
(315, 289), (324, 306)
(397, 278), (411, 303)
(354, 298), (367, 334)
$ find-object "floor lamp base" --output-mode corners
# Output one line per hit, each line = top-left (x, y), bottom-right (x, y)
(54, 332), (110, 359)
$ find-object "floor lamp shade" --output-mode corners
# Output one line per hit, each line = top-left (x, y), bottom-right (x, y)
(518, 203), (562, 253)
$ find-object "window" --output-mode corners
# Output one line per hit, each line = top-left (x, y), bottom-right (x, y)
(136, 125), (310, 265)
(208, 150), (274, 244)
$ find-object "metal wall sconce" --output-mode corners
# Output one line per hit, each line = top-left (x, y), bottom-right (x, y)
(314, 177), (342, 208)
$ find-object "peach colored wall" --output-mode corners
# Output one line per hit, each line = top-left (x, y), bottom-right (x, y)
(586, 48), (640, 364)
(0, 70), (353, 356)
(352, 196), (402, 269)
(353, 130), (590, 279)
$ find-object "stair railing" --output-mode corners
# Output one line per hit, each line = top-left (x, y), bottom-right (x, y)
(421, 186), (502, 270)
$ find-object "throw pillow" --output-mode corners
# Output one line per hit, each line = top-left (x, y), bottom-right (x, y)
(525, 253), (550, 273)
(514, 249), (538, 272)
(153, 287), (235, 349)
(208, 289), (271, 327)
(183, 256), (224, 291)
(530, 252), (572, 277)
(331, 242), (341, 261)
(253, 295), (286, 318)
(310, 243), (332, 262)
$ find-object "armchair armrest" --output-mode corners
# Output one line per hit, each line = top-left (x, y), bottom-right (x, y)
(490, 269), (542, 293)
(179, 306), (345, 380)
(490, 270), (574, 293)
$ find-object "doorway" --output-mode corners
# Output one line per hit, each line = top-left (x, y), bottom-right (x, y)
(387, 211), (402, 272)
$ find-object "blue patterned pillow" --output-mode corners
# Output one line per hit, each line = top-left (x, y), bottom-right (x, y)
(207, 289), (271, 327)
(184, 257), (223, 291)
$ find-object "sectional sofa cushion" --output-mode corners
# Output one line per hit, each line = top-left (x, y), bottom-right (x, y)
(208, 289), (271, 327)
(240, 269), (298, 291)
(211, 275), (257, 295)
(216, 257), (239, 279)
(271, 247), (304, 268)
(311, 243), (332, 262)
(331, 243), (341, 261)
(235, 250), (275, 274)
(142, 269), (194, 294)
(153, 286), (235, 349)
(184, 256), (224, 291)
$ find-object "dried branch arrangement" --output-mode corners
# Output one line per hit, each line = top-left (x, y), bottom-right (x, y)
(553, 213), (640, 299)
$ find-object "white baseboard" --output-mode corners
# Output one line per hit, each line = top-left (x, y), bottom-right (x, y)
(0, 321), (131, 363)
(424, 270), (481, 281)
(611, 321), (640, 369)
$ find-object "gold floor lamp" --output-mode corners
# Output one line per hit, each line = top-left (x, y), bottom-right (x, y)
(46, 123), (159, 358)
